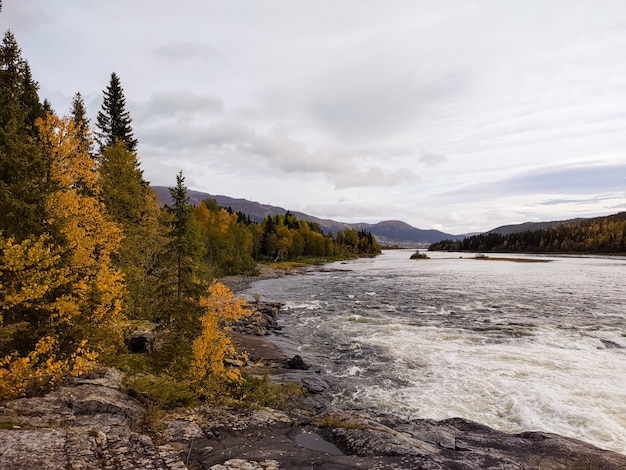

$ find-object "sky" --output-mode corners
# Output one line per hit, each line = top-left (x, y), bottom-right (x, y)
(2, 0), (626, 234)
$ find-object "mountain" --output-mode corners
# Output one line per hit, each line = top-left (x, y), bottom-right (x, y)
(151, 186), (464, 245)
(488, 217), (588, 236)
(351, 220), (464, 245)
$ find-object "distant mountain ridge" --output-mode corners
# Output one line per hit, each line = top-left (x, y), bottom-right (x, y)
(151, 186), (464, 245)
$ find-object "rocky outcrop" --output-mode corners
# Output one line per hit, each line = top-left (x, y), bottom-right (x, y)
(2, 366), (626, 469)
(0, 368), (187, 470)
(317, 409), (626, 469)
(232, 301), (282, 336)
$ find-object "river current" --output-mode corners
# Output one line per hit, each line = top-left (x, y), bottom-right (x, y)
(241, 250), (626, 454)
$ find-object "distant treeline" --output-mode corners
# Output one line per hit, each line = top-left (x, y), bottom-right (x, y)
(195, 202), (380, 276)
(430, 212), (626, 254)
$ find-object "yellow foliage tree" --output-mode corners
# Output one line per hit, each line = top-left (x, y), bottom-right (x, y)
(191, 281), (250, 387)
(37, 113), (125, 348)
(0, 336), (96, 400)
(0, 232), (101, 399)
(193, 202), (255, 276)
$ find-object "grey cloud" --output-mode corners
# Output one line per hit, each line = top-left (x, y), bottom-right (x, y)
(419, 151), (448, 168)
(302, 201), (403, 221)
(154, 42), (219, 62)
(305, 66), (468, 144)
(437, 163), (626, 202)
(139, 118), (419, 188)
(539, 198), (591, 206)
(332, 166), (419, 189)
(134, 91), (223, 121)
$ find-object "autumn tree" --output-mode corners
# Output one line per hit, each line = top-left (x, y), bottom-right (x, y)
(96, 72), (137, 153)
(191, 281), (250, 391)
(194, 200), (255, 276)
(38, 113), (125, 354)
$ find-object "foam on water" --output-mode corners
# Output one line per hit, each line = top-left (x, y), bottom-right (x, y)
(244, 250), (626, 454)
(347, 323), (626, 452)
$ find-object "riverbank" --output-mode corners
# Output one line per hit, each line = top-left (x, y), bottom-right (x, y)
(2, 266), (626, 469)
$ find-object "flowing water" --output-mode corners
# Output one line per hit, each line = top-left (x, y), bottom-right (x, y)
(241, 250), (626, 454)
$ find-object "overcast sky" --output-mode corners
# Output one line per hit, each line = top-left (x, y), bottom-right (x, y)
(2, 1), (626, 234)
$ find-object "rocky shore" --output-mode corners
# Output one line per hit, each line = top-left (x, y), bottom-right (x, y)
(2, 269), (626, 469)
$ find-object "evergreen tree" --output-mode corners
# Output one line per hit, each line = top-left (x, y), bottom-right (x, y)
(100, 143), (165, 320)
(96, 72), (137, 153)
(156, 172), (206, 371)
(166, 171), (206, 304)
(0, 31), (47, 240)
(70, 92), (92, 156)
(99, 142), (148, 226)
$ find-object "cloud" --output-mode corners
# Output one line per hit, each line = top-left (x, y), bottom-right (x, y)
(305, 67), (468, 144)
(438, 163), (626, 202)
(419, 151), (447, 167)
(138, 114), (420, 189)
(302, 201), (404, 221)
(134, 91), (223, 121)
(154, 42), (220, 63)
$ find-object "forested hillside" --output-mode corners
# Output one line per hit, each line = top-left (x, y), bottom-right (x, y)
(0, 31), (379, 403)
(430, 212), (626, 254)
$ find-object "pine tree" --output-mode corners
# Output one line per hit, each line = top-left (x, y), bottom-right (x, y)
(95, 72), (137, 153)
(99, 142), (148, 226)
(167, 171), (206, 304)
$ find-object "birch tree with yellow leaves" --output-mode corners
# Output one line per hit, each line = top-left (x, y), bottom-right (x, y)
(191, 280), (249, 388)
(38, 113), (125, 352)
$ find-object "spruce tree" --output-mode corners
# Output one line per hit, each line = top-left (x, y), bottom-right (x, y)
(70, 92), (92, 156)
(156, 172), (207, 372)
(96, 72), (137, 153)
(99, 142), (165, 320)
(0, 31), (47, 240)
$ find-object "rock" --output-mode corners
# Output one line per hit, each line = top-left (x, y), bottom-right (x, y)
(232, 302), (283, 336)
(315, 410), (626, 469)
(0, 367), (186, 470)
(286, 354), (309, 370)
(125, 322), (160, 353)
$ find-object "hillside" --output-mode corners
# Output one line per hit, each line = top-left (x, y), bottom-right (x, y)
(488, 217), (587, 235)
(431, 212), (626, 253)
(152, 186), (464, 245)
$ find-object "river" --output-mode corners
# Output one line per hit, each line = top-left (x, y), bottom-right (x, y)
(241, 249), (626, 454)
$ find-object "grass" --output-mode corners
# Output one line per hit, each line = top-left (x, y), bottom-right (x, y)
(260, 255), (362, 270)
(121, 370), (303, 411)
(315, 415), (367, 430)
